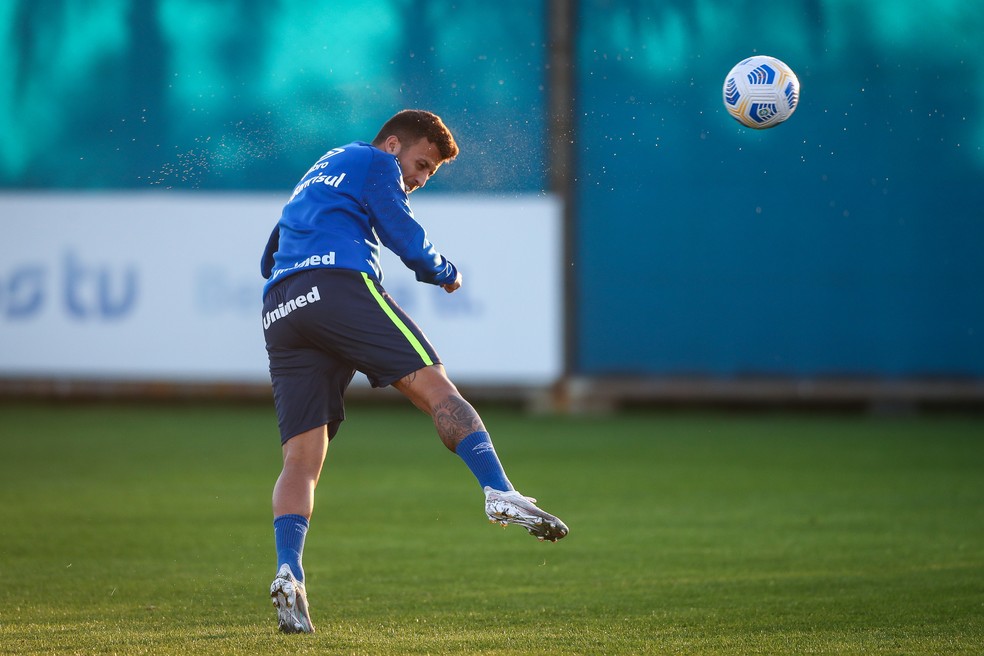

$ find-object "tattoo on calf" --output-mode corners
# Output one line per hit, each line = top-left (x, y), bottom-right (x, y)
(433, 395), (485, 447)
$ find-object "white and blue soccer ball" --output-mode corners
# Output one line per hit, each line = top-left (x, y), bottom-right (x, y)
(723, 55), (800, 129)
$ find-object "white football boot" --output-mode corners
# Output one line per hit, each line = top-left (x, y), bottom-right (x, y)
(270, 563), (315, 634)
(484, 486), (569, 542)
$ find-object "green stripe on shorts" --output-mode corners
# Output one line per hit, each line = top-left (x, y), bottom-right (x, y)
(361, 272), (434, 367)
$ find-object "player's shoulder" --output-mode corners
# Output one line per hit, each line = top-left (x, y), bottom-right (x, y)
(327, 141), (369, 162)
(331, 141), (392, 171)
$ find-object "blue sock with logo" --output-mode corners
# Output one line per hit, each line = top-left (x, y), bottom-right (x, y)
(274, 514), (309, 583)
(456, 431), (514, 492)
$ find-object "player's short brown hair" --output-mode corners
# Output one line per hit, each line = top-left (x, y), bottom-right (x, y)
(372, 109), (459, 162)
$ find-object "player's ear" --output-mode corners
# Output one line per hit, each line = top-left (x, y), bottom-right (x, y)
(382, 135), (402, 155)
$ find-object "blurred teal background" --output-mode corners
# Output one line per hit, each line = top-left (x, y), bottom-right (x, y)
(2, 0), (981, 380)
(0, 0), (547, 192)
(575, 0), (984, 378)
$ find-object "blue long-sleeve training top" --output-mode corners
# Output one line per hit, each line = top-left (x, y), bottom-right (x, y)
(261, 141), (457, 298)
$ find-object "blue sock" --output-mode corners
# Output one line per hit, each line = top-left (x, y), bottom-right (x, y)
(456, 431), (514, 492)
(274, 514), (309, 583)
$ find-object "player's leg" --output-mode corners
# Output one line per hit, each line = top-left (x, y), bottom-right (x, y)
(324, 270), (569, 542)
(272, 424), (328, 578)
(262, 270), (356, 633)
(268, 425), (325, 634)
(391, 364), (485, 450)
(266, 377), (348, 634)
(392, 364), (512, 490)
(392, 365), (569, 542)
(273, 424), (329, 519)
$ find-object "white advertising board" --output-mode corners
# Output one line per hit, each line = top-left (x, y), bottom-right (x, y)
(0, 193), (561, 385)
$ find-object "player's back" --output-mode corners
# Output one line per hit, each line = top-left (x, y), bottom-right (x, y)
(264, 142), (390, 293)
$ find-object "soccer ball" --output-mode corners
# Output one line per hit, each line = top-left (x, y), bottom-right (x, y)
(722, 56), (800, 129)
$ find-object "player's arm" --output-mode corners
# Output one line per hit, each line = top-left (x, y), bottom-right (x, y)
(364, 155), (459, 288)
(260, 224), (280, 279)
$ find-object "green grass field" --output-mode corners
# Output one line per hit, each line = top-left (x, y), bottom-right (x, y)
(0, 400), (982, 655)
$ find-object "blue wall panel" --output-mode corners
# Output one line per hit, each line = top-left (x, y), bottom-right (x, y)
(574, 0), (984, 377)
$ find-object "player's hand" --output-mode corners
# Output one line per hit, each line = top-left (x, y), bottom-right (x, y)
(441, 272), (462, 294)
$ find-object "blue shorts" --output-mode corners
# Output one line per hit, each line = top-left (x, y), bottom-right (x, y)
(262, 268), (441, 444)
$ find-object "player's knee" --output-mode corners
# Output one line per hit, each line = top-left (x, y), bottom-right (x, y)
(282, 426), (328, 464)
(396, 364), (456, 405)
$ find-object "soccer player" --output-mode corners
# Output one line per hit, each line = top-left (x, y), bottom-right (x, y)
(260, 109), (569, 633)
